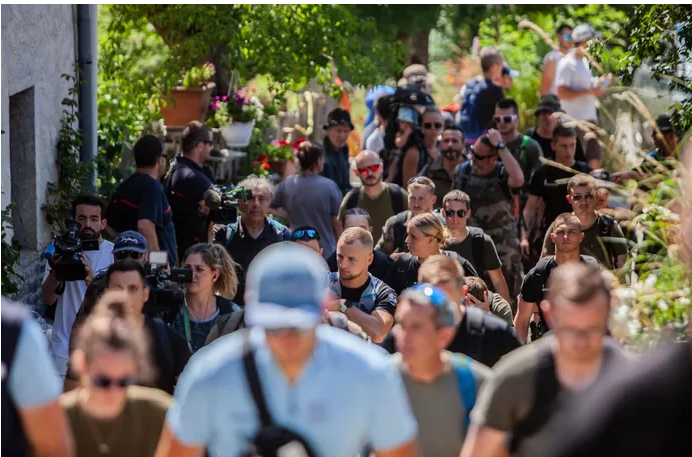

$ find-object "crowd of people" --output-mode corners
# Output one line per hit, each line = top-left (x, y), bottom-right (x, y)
(2, 21), (690, 457)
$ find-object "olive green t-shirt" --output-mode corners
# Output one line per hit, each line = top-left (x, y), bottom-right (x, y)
(338, 185), (408, 243)
(445, 230), (502, 274)
(397, 351), (492, 457)
(542, 213), (628, 269)
(489, 292), (514, 327)
(61, 386), (171, 457)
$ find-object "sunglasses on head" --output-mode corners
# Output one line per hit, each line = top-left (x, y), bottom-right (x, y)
(407, 177), (431, 186)
(423, 122), (443, 129)
(443, 208), (468, 218)
(494, 114), (517, 124)
(292, 229), (320, 242)
(114, 250), (143, 261)
(570, 193), (595, 202)
(91, 375), (136, 389)
(357, 164), (382, 175)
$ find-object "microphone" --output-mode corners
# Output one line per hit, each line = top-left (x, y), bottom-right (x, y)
(203, 188), (222, 210)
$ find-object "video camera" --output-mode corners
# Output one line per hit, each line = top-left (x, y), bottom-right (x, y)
(142, 251), (193, 323)
(204, 185), (253, 225)
(43, 220), (100, 282)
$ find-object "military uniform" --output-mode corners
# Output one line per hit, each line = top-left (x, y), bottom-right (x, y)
(454, 162), (523, 310)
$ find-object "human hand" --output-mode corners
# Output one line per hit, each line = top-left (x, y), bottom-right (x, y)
(486, 129), (502, 148)
(48, 253), (62, 270)
(520, 239), (531, 258)
(81, 253), (94, 286)
(611, 171), (630, 184)
(591, 84), (604, 97)
(467, 292), (490, 313)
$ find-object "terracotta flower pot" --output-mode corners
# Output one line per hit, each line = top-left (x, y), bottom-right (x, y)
(161, 83), (216, 127)
(270, 159), (296, 178)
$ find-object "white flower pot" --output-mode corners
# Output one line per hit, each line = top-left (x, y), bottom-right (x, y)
(220, 121), (255, 148)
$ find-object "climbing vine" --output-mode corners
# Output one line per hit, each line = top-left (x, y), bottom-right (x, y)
(1, 205), (23, 296)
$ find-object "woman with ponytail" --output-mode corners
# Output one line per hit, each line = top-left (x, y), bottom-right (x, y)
(61, 290), (171, 457)
(174, 243), (240, 352)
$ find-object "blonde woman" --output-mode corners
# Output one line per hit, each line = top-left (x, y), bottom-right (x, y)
(175, 243), (240, 352)
(384, 212), (478, 294)
(62, 290), (171, 457)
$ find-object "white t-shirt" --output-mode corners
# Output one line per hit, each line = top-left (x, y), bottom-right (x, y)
(543, 50), (565, 96)
(43, 240), (114, 360)
(555, 51), (598, 121)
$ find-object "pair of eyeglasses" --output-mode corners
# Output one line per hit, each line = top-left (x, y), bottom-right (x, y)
(114, 250), (143, 261)
(292, 229), (320, 242)
(562, 33), (571, 40)
(91, 375), (136, 389)
(443, 208), (468, 218)
(570, 193), (595, 202)
(494, 114), (517, 124)
(470, 148), (495, 161)
(193, 140), (214, 146)
(423, 122), (443, 129)
(357, 164), (382, 175)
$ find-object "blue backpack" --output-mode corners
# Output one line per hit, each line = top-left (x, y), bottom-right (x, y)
(451, 354), (478, 432)
(458, 78), (485, 143)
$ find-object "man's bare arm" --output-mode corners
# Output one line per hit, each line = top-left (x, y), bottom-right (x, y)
(460, 424), (508, 457)
(345, 307), (394, 343)
(514, 299), (536, 344)
(487, 269), (510, 303)
(376, 438), (418, 457)
(20, 401), (75, 457)
(138, 219), (160, 252)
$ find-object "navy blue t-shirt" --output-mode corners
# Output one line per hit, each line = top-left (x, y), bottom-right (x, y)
(164, 156), (213, 261)
(106, 173), (178, 265)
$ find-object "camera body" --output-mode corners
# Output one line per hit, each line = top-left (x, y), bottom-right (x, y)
(208, 185), (253, 225)
(44, 220), (100, 282)
(142, 251), (193, 323)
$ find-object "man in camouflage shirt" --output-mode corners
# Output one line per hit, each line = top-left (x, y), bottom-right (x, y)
(453, 129), (525, 309)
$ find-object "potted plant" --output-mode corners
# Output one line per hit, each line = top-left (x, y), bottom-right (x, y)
(214, 90), (261, 148)
(267, 137), (304, 177)
(160, 62), (216, 127)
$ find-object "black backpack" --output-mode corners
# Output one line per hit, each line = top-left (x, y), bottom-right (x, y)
(597, 214), (618, 268)
(463, 306), (486, 363)
(240, 331), (320, 457)
(343, 183), (406, 216)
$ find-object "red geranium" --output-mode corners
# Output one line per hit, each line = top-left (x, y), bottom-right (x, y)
(257, 154), (268, 162)
(262, 162), (271, 170)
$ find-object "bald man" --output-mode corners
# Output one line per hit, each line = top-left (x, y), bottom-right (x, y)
(338, 149), (408, 242)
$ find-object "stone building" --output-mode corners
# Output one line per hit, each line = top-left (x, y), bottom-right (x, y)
(1, 5), (79, 306)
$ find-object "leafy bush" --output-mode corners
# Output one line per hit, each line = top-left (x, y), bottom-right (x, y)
(181, 62), (216, 88)
(1, 205), (23, 296)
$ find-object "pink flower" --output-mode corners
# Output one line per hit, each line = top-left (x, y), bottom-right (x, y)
(222, 96), (227, 101)
(212, 103), (220, 110)
(214, 96), (220, 101)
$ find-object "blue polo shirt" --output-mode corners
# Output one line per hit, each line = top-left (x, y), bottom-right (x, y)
(167, 326), (417, 457)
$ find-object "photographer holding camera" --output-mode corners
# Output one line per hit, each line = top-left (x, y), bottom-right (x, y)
(104, 135), (178, 266)
(41, 195), (114, 380)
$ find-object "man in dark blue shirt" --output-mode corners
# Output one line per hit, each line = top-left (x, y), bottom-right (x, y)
(105, 135), (178, 265)
(322, 108), (353, 195)
(164, 121), (215, 262)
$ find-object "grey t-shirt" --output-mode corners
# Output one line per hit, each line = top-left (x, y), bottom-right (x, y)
(272, 174), (343, 257)
(398, 351), (492, 457)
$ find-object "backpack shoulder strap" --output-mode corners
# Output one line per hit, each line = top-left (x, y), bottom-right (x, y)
(387, 184), (405, 215)
(344, 188), (361, 211)
(456, 161), (473, 191)
(224, 221), (239, 248)
(242, 330), (274, 428)
(451, 354), (477, 433)
(153, 318), (174, 373)
(599, 214), (615, 237)
(468, 227), (487, 275)
(520, 134), (531, 149)
(216, 296), (234, 315)
(509, 344), (560, 452)
(463, 306), (485, 362)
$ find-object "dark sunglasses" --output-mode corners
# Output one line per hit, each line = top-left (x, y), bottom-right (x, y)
(357, 164), (381, 175)
(91, 375), (136, 389)
(570, 193), (595, 202)
(423, 122), (443, 129)
(407, 177), (432, 186)
(494, 115), (516, 124)
(470, 148), (495, 161)
(443, 208), (468, 218)
(292, 229), (320, 242)
(193, 140), (214, 146)
(114, 250), (143, 261)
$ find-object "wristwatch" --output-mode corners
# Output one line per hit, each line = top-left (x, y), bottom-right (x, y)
(340, 301), (354, 313)
(495, 140), (506, 150)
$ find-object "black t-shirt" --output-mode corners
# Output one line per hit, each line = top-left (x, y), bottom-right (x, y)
(164, 156), (213, 261)
(476, 79), (504, 132)
(106, 173), (178, 265)
(338, 275), (398, 317)
(327, 250), (393, 281)
(519, 255), (600, 305)
(528, 161), (591, 230)
(528, 343), (692, 457)
(529, 129), (587, 163)
(379, 306), (521, 367)
(143, 316), (191, 395)
(383, 251), (478, 295)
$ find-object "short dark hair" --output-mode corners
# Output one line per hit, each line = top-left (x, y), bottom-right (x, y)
(496, 98), (519, 115)
(296, 141), (324, 171)
(375, 95), (391, 120)
(134, 135), (165, 168)
(480, 46), (503, 73)
(72, 194), (106, 219)
(553, 124), (577, 141)
(181, 121), (211, 154)
(556, 23), (572, 35)
(106, 259), (147, 287)
(442, 125), (464, 139)
(342, 208), (371, 226)
(546, 263), (611, 308)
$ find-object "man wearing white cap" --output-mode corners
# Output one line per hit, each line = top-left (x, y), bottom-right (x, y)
(155, 243), (418, 457)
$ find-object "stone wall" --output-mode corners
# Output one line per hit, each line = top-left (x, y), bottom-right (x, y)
(1, 5), (77, 306)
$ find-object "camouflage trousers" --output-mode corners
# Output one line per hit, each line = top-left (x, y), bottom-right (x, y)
(494, 236), (524, 314)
